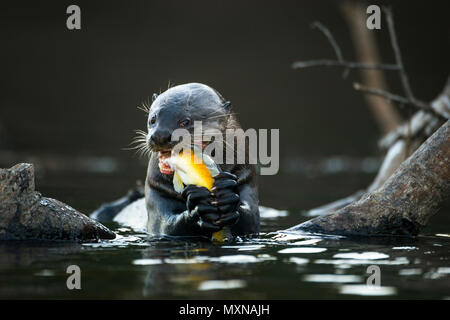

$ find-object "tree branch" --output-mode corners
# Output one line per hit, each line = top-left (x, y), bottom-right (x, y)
(383, 6), (415, 102)
(293, 7), (444, 121)
(353, 83), (447, 120)
(292, 59), (400, 71)
(311, 22), (344, 63)
(292, 20), (400, 73)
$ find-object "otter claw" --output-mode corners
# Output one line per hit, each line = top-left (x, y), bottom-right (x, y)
(213, 172), (237, 180)
(183, 185), (213, 211)
(211, 179), (237, 192)
(197, 220), (221, 232)
(216, 211), (240, 227)
(215, 194), (239, 206)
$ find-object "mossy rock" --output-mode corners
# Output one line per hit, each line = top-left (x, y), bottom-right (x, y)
(0, 163), (115, 241)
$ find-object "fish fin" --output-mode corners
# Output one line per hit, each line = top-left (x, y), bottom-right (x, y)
(202, 153), (221, 176)
(173, 172), (185, 193)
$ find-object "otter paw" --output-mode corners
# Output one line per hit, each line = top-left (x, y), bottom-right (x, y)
(183, 203), (221, 232)
(211, 172), (240, 214)
(182, 186), (221, 231)
(212, 172), (238, 190)
(197, 219), (222, 232)
(182, 185), (211, 211)
(216, 210), (240, 227)
(189, 204), (221, 231)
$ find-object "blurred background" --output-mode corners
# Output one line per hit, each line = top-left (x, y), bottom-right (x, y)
(0, 0), (449, 217)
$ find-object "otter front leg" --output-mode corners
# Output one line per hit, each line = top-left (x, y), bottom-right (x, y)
(233, 183), (260, 235)
(182, 186), (222, 232)
(211, 172), (240, 227)
(146, 187), (220, 237)
(212, 172), (259, 235)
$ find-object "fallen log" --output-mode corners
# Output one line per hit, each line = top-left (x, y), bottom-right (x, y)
(288, 120), (449, 237)
(303, 77), (449, 217)
(0, 163), (116, 241)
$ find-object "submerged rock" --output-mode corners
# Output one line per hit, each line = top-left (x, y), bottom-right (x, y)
(0, 163), (116, 241)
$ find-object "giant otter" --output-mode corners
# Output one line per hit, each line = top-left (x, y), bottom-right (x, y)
(93, 83), (259, 239)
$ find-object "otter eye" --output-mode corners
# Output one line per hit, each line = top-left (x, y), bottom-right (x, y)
(149, 116), (156, 125)
(179, 118), (191, 127)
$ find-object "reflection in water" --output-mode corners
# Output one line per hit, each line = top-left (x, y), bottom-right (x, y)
(259, 206), (288, 219)
(133, 259), (162, 265)
(290, 239), (322, 246)
(339, 285), (397, 296)
(333, 252), (389, 260)
(34, 270), (55, 277)
(133, 254), (276, 265)
(198, 280), (246, 291)
(314, 257), (410, 266)
(222, 245), (265, 251)
(0, 208), (450, 299)
(437, 268), (450, 274)
(288, 257), (309, 265)
(399, 268), (422, 276)
(303, 274), (362, 283)
(279, 247), (327, 254)
(208, 255), (261, 264)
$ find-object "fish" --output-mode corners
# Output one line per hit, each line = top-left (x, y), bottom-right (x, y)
(165, 149), (232, 243)
(166, 149), (219, 193)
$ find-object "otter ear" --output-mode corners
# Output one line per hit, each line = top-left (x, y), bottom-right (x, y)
(223, 101), (232, 113)
(152, 93), (159, 102)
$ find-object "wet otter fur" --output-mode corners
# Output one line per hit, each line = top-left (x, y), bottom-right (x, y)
(93, 83), (259, 239)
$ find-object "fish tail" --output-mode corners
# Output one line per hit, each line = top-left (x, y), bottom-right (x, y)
(212, 227), (233, 243)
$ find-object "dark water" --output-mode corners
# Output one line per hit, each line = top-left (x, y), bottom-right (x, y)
(0, 163), (449, 299)
(0, 0), (449, 299)
(1, 214), (450, 299)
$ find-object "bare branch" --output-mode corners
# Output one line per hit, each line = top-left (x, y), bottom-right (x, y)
(292, 20), (400, 73)
(383, 6), (415, 102)
(353, 83), (446, 120)
(292, 59), (400, 70)
(311, 21), (344, 63)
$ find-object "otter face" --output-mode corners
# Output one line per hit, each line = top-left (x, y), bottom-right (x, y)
(147, 105), (193, 174)
(146, 83), (233, 175)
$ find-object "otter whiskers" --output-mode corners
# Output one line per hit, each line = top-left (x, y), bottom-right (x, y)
(125, 129), (152, 158)
(137, 100), (151, 114)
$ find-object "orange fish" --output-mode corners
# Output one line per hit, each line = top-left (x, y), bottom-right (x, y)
(165, 149), (232, 242)
(166, 149), (219, 193)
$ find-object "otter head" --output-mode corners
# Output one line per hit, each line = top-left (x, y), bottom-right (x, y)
(146, 83), (233, 175)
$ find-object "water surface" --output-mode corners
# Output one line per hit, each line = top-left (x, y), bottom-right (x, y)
(0, 172), (448, 299)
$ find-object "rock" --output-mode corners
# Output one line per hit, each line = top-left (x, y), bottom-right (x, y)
(0, 163), (116, 241)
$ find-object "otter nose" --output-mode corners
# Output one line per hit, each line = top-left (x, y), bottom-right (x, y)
(150, 130), (172, 146)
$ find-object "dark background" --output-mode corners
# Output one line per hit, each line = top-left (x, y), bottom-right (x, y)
(0, 0), (449, 212)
